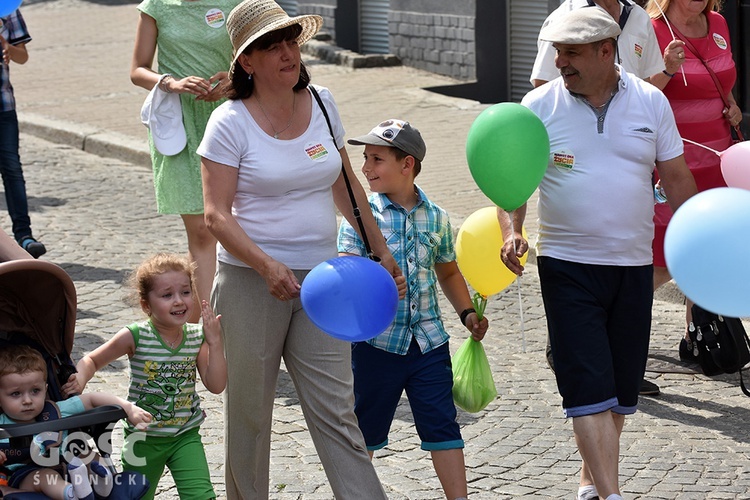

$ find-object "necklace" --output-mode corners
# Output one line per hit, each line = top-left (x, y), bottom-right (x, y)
(164, 331), (182, 349)
(255, 92), (296, 139)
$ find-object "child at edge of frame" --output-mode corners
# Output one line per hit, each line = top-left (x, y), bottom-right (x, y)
(0, 344), (152, 499)
(337, 118), (490, 500)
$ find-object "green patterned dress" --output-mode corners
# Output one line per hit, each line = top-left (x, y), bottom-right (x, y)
(138, 0), (237, 214)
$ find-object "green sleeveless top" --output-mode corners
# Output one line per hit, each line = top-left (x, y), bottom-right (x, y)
(126, 320), (205, 436)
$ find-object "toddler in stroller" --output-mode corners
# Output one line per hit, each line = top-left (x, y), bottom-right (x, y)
(0, 345), (151, 499)
(0, 256), (152, 500)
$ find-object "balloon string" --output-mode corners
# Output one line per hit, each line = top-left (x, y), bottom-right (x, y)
(682, 137), (721, 156)
(509, 210), (527, 353)
(652, 3), (688, 86)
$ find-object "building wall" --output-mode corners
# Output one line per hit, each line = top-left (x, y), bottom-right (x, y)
(389, 11), (476, 80)
(297, 1), (338, 40)
(389, 1), (476, 80)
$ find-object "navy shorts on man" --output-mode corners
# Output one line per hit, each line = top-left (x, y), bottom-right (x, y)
(538, 256), (653, 418)
(351, 339), (464, 452)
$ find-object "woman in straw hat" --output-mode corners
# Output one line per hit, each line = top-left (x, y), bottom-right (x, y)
(130, 0), (238, 322)
(197, 0), (403, 497)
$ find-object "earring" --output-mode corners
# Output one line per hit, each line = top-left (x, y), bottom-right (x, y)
(248, 73), (253, 81)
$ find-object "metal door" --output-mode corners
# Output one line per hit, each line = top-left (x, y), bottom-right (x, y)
(277, 0), (298, 16)
(360, 0), (389, 54)
(509, 0), (550, 102)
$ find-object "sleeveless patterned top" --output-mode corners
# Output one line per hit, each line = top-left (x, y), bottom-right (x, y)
(125, 320), (205, 436)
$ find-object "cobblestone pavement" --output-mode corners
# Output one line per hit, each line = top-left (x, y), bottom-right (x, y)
(6, 0), (750, 498)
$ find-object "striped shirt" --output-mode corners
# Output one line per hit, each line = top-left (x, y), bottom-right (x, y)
(337, 186), (455, 355)
(126, 320), (205, 436)
(0, 10), (31, 112)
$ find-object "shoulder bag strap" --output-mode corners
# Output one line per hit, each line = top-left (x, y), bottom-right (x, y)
(309, 86), (377, 260)
(668, 20), (744, 141)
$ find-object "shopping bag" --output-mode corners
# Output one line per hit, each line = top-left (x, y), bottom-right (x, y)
(451, 337), (497, 412)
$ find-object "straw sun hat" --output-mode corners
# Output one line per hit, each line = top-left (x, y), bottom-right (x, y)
(227, 0), (323, 76)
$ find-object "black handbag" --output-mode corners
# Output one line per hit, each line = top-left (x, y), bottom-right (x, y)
(688, 304), (750, 396)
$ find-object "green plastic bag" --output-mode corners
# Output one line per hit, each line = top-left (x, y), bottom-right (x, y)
(451, 337), (497, 413)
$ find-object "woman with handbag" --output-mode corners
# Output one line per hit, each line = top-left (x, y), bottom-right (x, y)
(647, 0), (743, 361)
(197, 1), (404, 497)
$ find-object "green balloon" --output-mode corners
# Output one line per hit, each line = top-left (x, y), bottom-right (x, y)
(466, 103), (550, 211)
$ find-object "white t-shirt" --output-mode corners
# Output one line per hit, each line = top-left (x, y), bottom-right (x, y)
(521, 68), (683, 266)
(530, 0), (665, 84)
(197, 85), (345, 269)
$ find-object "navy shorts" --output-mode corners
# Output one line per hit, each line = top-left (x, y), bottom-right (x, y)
(537, 257), (653, 418)
(351, 338), (464, 452)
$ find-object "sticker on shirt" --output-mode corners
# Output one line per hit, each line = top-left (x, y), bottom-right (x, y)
(205, 9), (226, 28)
(305, 142), (330, 162)
(552, 149), (575, 173)
(713, 33), (727, 50)
(634, 43), (643, 59)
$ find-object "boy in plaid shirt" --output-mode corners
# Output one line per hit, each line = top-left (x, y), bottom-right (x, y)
(338, 119), (489, 500)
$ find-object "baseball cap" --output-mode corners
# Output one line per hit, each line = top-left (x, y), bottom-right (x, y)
(348, 119), (426, 162)
(539, 7), (621, 45)
(140, 82), (187, 156)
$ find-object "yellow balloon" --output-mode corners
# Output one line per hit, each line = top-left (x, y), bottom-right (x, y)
(456, 206), (529, 296)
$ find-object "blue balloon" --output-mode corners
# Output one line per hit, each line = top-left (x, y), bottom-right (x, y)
(664, 187), (750, 317)
(301, 256), (399, 341)
(0, 0), (22, 19)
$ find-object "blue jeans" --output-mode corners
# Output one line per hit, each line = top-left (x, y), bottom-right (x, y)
(0, 109), (31, 242)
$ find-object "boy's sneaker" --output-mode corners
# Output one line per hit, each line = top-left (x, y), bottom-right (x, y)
(577, 484), (599, 500)
(19, 236), (46, 259)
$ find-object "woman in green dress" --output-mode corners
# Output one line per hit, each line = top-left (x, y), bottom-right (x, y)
(131, 0), (238, 319)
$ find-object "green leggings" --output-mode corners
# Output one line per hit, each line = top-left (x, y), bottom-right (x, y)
(122, 427), (215, 500)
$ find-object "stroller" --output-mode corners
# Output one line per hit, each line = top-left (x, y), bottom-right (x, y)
(0, 258), (149, 499)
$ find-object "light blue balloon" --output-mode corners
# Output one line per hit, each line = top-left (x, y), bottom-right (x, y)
(0, 0), (22, 19)
(664, 187), (750, 317)
(301, 256), (398, 342)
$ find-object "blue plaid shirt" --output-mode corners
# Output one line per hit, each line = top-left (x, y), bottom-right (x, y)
(0, 10), (31, 112)
(337, 186), (455, 355)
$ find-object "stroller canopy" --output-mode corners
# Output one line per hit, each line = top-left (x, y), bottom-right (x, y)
(0, 259), (77, 357)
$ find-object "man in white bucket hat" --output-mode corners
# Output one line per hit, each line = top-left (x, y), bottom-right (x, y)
(498, 8), (697, 500)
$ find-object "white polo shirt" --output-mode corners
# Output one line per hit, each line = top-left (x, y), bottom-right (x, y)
(531, 0), (665, 84)
(521, 67), (683, 266)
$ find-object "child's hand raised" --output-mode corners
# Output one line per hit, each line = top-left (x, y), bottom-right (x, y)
(201, 300), (222, 346)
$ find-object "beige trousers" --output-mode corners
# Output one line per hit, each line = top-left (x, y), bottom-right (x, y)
(214, 263), (387, 500)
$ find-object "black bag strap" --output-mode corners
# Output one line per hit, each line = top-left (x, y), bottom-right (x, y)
(309, 86), (378, 261)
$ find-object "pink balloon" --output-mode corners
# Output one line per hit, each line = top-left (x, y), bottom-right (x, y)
(720, 141), (750, 190)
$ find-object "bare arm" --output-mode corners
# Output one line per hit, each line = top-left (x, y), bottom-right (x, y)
(196, 300), (227, 394)
(77, 392), (152, 430)
(498, 205), (528, 276)
(435, 261), (489, 341)
(1, 38), (27, 65)
(649, 39), (685, 90)
(656, 154), (698, 214)
(65, 328), (136, 395)
(0, 227), (31, 261)
(130, 12), (211, 97)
